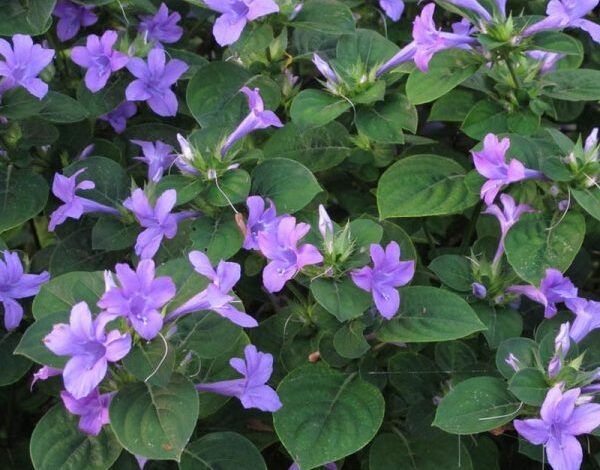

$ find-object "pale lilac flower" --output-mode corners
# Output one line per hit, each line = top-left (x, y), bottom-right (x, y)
(548, 322), (571, 377)
(585, 128), (599, 154)
(131, 139), (176, 182)
(49, 168), (120, 231)
(351, 241), (415, 319)
(495, 0), (507, 17)
(566, 298), (600, 343)
(61, 389), (113, 436)
(312, 53), (340, 84)
(125, 48), (188, 117)
(523, 0), (600, 44)
(379, 0), (404, 22)
(445, 0), (492, 22)
(71, 31), (129, 92)
(195, 345), (282, 412)
(99, 101), (137, 134)
(318, 204), (334, 253)
(98, 260), (176, 340)
(204, 0), (280, 47)
(124, 188), (196, 260)
(167, 251), (257, 327)
(472, 134), (544, 204)
(514, 385), (600, 470)
(173, 133), (200, 176)
(0, 34), (55, 99)
(483, 194), (535, 266)
(221, 87), (283, 156)
(53, 1), (98, 42)
(0, 251), (49, 330)
(31, 366), (61, 390)
(507, 268), (578, 318)
(472, 282), (487, 299)
(43, 302), (131, 399)
(138, 3), (183, 45)
(243, 196), (281, 250)
(527, 50), (565, 74)
(258, 216), (323, 293)
(505, 353), (522, 372)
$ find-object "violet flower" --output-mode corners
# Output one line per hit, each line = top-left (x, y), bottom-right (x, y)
(43, 302), (131, 399)
(258, 216), (323, 293)
(566, 298), (600, 343)
(123, 188), (197, 260)
(138, 3), (183, 45)
(99, 101), (137, 134)
(379, 0), (404, 22)
(522, 0), (600, 44)
(507, 268), (578, 318)
(243, 196), (281, 250)
(166, 251), (257, 327)
(195, 344), (282, 412)
(445, 0), (492, 22)
(49, 168), (120, 231)
(514, 385), (600, 470)
(53, 1), (98, 42)
(483, 194), (535, 266)
(0, 34), (54, 99)
(125, 47), (188, 117)
(221, 86), (283, 156)
(131, 139), (176, 182)
(31, 366), (62, 390)
(204, 0), (280, 47)
(0, 251), (49, 330)
(472, 133), (543, 204)
(98, 260), (176, 340)
(71, 31), (129, 93)
(351, 241), (415, 319)
(61, 389), (114, 436)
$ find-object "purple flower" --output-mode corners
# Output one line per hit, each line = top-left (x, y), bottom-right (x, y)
(258, 216), (323, 293)
(379, 0), (404, 22)
(472, 282), (487, 299)
(0, 34), (54, 99)
(49, 168), (120, 232)
(527, 50), (565, 74)
(351, 241), (415, 319)
(0, 251), (49, 330)
(472, 134), (543, 204)
(138, 3), (183, 45)
(566, 298), (600, 343)
(312, 53), (340, 85)
(221, 87), (283, 156)
(195, 344), (282, 412)
(166, 251), (257, 327)
(71, 31), (129, 93)
(98, 260), (176, 340)
(376, 42), (417, 77)
(126, 48), (188, 117)
(123, 188), (197, 260)
(204, 0), (280, 47)
(43, 302), (131, 399)
(483, 194), (535, 266)
(445, 0), (492, 22)
(514, 385), (600, 470)
(99, 101), (137, 134)
(61, 388), (113, 436)
(174, 133), (200, 176)
(31, 366), (62, 390)
(243, 196), (281, 250)
(53, 1), (98, 42)
(523, 0), (600, 44)
(131, 139), (176, 182)
(507, 268), (578, 318)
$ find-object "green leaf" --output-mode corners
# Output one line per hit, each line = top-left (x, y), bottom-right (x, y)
(91, 217), (138, 252)
(530, 32), (583, 56)
(76, 78), (128, 118)
(310, 277), (372, 321)
(429, 255), (473, 292)
(333, 320), (370, 359)
(63, 157), (129, 207)
(0, 88), (45, 119)
(428, 89), (477, 123)
(15, 311), (68, 368)
(336, 29), (399, 71)
(274, 365), (384, 470)
(388, 352), (441, 405)
(377, 155), (479, 218)
(572, 187), (600, 222)
(473, 303), (523, 349)
(40, 92), (88, 123)
(262, 122), (352, 172)
(30, 405), (122, 470)
(0, 168), (48, 233)
(507, 110), (540, 136)
(0, 0), (55, 36)
(433, 377), (521, 434)
(543, 69), (600, 101)
(356, 94), (417, 144)
(406, 50), (479, 105)
(290, 89), (351, 128)
(461, 101), (508, 140)
(291, 0), (355, 35)
(155, 175), (204, 206)
(505, 212), (585, 284)
(109, 374), (199, 461)
(180, 432), (267, 470)
(508, 368), (548, 406)
(495, 337), (539, 379)
(33, 271), (104, 319)
(377, 287), (486, 343)
(205, 169), (251, 207)
(380, 220), (417, 262)
(251, 158), (322, 213)
(190, 216), (243, 263)
(123, 339), (174, 388)
(0, 331), (31, 386)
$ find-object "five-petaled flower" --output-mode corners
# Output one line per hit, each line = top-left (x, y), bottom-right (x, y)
(53, 1), (98, 42)
(138, 3), (183, 45)
(351, 241), (415, 319)
(195, 344), (282, 412)
(99, 101), (137, 134)
(131, 139), (176, 182)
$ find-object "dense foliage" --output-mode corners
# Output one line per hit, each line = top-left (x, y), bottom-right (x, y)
(1, 0), (600, 469)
